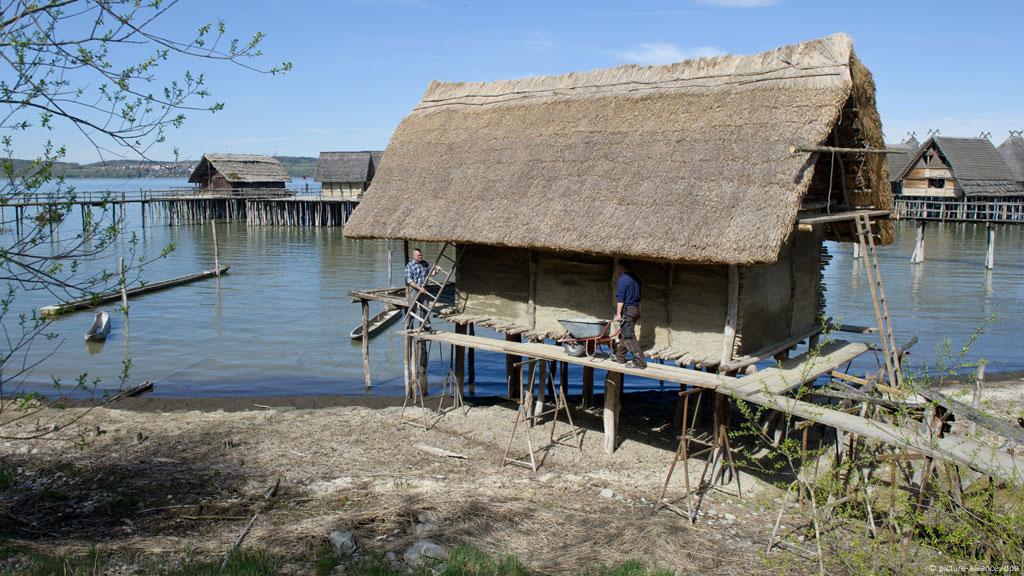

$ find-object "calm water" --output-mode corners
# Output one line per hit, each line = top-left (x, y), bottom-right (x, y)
(4, 179), (1023, 398)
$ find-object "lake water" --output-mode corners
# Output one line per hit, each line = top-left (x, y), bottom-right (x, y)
(4, 179), (1023, 398)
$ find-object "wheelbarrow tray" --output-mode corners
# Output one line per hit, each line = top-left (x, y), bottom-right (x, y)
(558, 319), (610, 339)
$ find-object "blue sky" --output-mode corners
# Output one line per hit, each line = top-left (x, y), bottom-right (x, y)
(20, 0), (1024, 164)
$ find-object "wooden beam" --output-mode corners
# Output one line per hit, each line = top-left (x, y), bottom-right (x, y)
(731, 340), (870, 397)
(604, 371), (623, 454)
(719, 265), (739, 372)
(455, 323), (466, 397)
(790, 144), (908, 155)
(797, 209), (892, 226)
(527, 250), (537, 331)
(361, 300), (372, 389)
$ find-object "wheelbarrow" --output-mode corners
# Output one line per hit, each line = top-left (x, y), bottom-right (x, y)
(557, 319), (618, 358)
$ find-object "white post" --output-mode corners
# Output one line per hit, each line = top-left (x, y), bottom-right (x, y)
(387, 249), (393, 288)
(910, 220), (926, 264)
(852, 241), (861, 259)
(985, 223), (995, 270)
(211, 220), (220, 276)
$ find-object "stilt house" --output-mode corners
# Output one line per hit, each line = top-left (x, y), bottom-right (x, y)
(345, 34), (893, 370)
(885, 135), (919, 195)
(188, 154), (289, 191)
(314, 151), (384, 200)
(998, 132), (1024, 185)
(894, 136), (1022, 199)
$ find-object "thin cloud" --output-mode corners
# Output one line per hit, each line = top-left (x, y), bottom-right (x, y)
(617, 43), (726, 66)
(697, 0), (778, 7)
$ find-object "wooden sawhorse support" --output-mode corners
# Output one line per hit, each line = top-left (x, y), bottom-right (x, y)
(657, 388), (704, 521)
(502, 358), (584, 472)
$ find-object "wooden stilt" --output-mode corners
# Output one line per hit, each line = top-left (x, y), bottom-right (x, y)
(119, 256), (128, 311)
(211, 220), (220, 276)
(559, 361), (569, 400)
(455, 323), (466, 398)
(361, 300), (372, 388)
(534, 358), (547, 425)
(985, 223), (995, 270)
(467, 323), (476, 394)
(603, 371), (623, 454)
(582, 366), (594, 409)
(657, 388), (703, 522)
(506, 333), (521, 400)
(911, 220), (926, 264)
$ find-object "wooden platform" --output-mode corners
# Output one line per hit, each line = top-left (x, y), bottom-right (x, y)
(411, 329), (1024, 484)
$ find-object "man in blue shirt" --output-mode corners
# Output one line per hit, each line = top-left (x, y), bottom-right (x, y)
(405, 248), (434, 329)
(613, 260), (646, 368)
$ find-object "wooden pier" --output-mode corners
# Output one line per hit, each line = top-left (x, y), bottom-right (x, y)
(894, 197), (1024, 223)
(1, 188), (360, 232)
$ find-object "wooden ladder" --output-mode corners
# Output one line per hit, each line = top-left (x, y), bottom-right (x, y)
(853, 213), (903, 388)
(406, 242), (462, 335)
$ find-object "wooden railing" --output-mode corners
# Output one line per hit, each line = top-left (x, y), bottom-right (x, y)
(0, 187), (354, 206)
(894, 197), (1024, 223)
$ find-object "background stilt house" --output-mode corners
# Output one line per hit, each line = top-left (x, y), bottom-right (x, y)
(998, 131), (1024, 185)
(188, 154), (289, 192)
(894, 136), (1022, 200)
(345, 33), (893, 371)
(314, 151), (384, 200)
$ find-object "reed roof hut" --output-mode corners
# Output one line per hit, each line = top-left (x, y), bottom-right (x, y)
(314, 151), (384, 200)
(188, 154), (289, 190)
(346, 34), (893, 368)
(895, 136), (1022, 198)
(998, 132), (1024, 184)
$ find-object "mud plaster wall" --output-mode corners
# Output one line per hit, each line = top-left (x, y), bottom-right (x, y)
(457, 246), (732, 362)
(736, 228), (823, 354)
(458, 242), (823, 361)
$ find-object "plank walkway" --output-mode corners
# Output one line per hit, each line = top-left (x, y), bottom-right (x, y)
(412, 330), (1024, 484)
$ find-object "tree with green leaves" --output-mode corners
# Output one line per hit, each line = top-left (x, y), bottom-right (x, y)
(0, 0), (290, 438)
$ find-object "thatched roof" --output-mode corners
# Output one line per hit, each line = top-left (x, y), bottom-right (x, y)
(314, 151), (384, 183)
(898, 137), (1022, 197)
(885, 140), (919, 184)
(998, 134), (1024, 182)
(345, 33), (891, 265)
(188, 154), (289, 184)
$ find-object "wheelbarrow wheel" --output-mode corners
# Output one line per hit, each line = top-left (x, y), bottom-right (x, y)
(562, 341), (586, 358)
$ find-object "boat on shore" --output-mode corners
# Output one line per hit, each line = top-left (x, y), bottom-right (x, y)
(349, 306), (402, 340)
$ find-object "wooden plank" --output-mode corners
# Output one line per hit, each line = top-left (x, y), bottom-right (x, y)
(41, 266), (231, 317)
(361, 300), (372, 388)
(412, 330), (732, 390)
(916, 387), (1024, 447)
(721, 322), (821, 373)
(730, 340), (869, 397)
(719, 265), (739, 372)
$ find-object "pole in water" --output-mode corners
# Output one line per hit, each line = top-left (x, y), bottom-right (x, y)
(387, 248), (393, 288)
(910, 220), (926, 264)
(211, 219), (220, 275)
(119, 256), (128, 312)
(985, 223), (995, 270)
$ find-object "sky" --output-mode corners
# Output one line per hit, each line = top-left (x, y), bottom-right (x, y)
(11, 0), (1024, 164)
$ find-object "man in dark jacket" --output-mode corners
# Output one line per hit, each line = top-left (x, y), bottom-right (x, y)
(612, 260), (646, 368)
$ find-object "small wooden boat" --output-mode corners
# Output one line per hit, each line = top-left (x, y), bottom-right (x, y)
(84, 311), (111, 342)
(349, 306), (402, 340)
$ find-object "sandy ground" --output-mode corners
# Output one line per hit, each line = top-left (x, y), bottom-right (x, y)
(1, 372), (1022, 574)
(0, 391), (799, 575)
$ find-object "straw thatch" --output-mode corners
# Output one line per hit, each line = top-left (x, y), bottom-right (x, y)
(897, 136), (1023, 197)
(345, 33), (891, 265)
(885, 136), (920, 184)
(188, 154), (289, 184)
(313, 151), (383, 183)
(998, 133), (1024, 183)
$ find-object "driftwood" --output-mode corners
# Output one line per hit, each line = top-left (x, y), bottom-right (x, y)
(414, 443), (467, 459)
(107, 381), (154, 403)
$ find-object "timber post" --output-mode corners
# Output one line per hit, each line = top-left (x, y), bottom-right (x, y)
(603, 370), (623, 454)
(582, 366), (594, 409)
(911, 220), (926, 264)
(467, 323), (476, 394)
(455, 323), (466, 397)
(211, 220), (220, 276)
(533, 356), (547, 425)
(985, 223), (995, 270)
(119, 256), (128, 312)
(505, 332), (521, 400)
(361, 299), (371, 389)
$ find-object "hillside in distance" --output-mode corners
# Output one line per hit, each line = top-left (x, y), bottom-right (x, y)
(6, 156), (319, 179)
